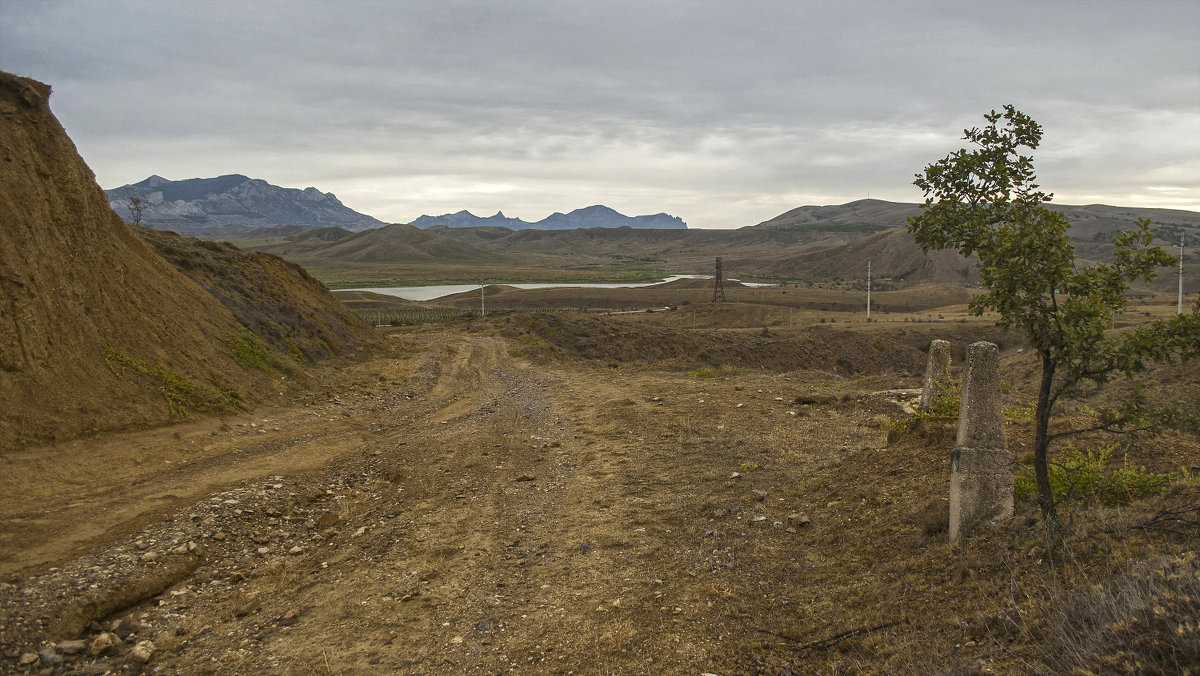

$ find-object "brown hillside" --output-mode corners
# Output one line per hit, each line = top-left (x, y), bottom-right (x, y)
(137, 228), (373, 363)
(289, 225), (355, 243)
(423, 225), (858, 273)
(750, 198), (922, 230)
(305, 223), (500, 263)
(0, 73), (372, 450)
(767, 227), (980, 286)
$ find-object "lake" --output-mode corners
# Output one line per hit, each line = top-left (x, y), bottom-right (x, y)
(345, 275), (712, 301)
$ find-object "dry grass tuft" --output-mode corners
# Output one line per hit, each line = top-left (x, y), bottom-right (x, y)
(1030, 554), (1200, 673)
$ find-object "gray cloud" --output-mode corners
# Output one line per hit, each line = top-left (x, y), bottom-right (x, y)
(2, 0), (1197, 228)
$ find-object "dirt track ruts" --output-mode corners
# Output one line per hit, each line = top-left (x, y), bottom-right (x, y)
(0, 335), (509, 578)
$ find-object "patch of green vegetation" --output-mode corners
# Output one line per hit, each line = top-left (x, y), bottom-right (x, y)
(922, 381), (962, 418)
(229, 330), (294, 376)
(1004, 402), (1037, 424)
(103, 346), (244, 416)
(286, 341), (307, 364)
(887, 383), (961, 436)
(1014, 443), (1176, 505)
(315, 337), (334, 356)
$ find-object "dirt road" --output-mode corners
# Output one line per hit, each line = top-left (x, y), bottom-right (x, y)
(1, 328), (890, 673)
(4, 322), (1196, 674)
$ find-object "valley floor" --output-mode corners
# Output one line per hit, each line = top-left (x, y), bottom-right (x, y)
(2, 319), (1198, 674)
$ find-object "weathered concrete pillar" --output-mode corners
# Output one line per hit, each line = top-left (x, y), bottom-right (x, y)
(919, 339), (952, 410)
(949, 341), (1012, 543)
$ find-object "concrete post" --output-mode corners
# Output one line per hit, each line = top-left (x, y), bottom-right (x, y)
(919, 339), (952, 410)
(949, 341), (1012, 543)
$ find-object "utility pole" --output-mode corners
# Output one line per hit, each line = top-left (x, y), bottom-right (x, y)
(1179, 234), (1186, 315)
(480, 280), (486, 317)
(866, 260), (872, 322)
(712, 257), (726, 303)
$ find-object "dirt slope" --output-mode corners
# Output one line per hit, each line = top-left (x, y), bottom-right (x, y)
(137, 228), (372, 363)
(0, 73), (373, 450)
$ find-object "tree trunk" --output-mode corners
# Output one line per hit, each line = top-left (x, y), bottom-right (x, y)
(1034, 351), (1058, 525)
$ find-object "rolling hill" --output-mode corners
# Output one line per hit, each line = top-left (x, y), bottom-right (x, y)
(750, 198), (923, 231)
(260, 223), (504, 265)
(764, 227), (979, 286)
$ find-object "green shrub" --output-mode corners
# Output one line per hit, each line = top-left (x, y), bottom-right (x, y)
(1004, 402), (1037, 424)
(889, 383), (961, 437)
(923, 381), (961, 418)
(1014, 443), (1174, 505)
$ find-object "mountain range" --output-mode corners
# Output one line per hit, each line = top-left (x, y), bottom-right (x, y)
(105, 174), (690, 235)
(105, 174), (387, 235)
(409, 205), (687, 230)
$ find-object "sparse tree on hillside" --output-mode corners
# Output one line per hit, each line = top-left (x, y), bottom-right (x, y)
(908, 105), (1200, 525)
(127, 195), (147, 226)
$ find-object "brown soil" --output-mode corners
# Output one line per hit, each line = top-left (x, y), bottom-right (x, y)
(136, 228), (373, 363)
(0, 72), (374, 452)
(2, 309), (1197, 674)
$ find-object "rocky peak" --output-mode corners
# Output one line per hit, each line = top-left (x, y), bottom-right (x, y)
(410, 205), (687, 231)
(105, 174), (385, 235)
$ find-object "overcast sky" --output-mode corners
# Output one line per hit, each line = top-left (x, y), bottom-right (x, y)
(2, 0), (1197, 229)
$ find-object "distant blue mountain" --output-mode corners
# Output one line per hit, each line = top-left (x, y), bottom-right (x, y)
(105, 174), (386, 235)
(410, 205), (687, 230)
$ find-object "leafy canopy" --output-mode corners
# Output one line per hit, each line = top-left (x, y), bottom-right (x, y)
(909, 105), (1199, 522)
(910, 106), (1191, 394)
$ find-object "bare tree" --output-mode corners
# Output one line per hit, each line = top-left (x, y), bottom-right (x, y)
(127, 195), (147, 226)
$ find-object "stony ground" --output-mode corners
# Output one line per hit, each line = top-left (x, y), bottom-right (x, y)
(2, 314), (1198, 675)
